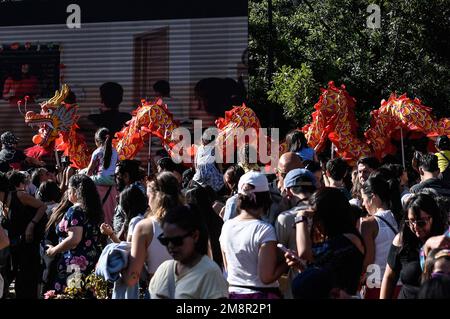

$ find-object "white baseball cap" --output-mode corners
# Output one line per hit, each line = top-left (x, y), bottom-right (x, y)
(238, 171), (269, 194)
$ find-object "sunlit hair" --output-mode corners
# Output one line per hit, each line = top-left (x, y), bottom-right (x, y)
(286, 130), (308, 152)
(362, 174), (402, 222)
(147, 171), (184, 221)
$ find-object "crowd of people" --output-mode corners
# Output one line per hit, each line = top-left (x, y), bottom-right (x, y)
(0, 125), (449, 299)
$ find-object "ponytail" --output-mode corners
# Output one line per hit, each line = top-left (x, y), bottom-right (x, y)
(386, 178), (402, 224)
(95, 127), (112, 170)
(103, 134), (112, 170)
(362, 174), (402, 223)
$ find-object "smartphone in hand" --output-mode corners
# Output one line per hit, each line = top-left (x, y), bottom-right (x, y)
(277, 243), (301, 261)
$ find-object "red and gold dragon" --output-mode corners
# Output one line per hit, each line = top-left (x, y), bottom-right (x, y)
(302, 81), (450, 164)
(27, 82), (448, 170)
(113, 100), (276, 166)
(113, 98), (181, 160)
(24, 87), (277, 169)
(24, 84), (91, 169)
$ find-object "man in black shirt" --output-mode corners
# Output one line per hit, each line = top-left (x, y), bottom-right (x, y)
(88, 82), (132, 134)
(410, 153), (450, 198)
(78, 82), (132, 146)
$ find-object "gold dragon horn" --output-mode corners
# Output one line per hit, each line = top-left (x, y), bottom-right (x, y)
(46, 84), (70, 106)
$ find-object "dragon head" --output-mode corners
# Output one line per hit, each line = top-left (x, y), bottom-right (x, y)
(25, 84), (78, 148)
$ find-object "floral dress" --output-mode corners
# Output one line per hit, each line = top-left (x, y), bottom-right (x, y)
(53, 205), (102, 292)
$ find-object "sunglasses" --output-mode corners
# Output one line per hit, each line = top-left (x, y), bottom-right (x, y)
(405, 216), (431, 228)
(157, 232), (192, 247)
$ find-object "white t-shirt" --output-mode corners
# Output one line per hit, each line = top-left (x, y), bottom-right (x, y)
(91, 146), (118, 177)
(219, 218), (279, 294)
(149, 255), (228, 299)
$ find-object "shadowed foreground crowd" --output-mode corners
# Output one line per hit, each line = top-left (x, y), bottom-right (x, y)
(0, 129), (449, 299)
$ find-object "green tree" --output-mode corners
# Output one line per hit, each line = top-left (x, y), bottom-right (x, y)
(249, 0), (450, 131)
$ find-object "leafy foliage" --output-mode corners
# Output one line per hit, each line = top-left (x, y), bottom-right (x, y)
(249, 0), (450, 131)
(268, 64), (317, 126)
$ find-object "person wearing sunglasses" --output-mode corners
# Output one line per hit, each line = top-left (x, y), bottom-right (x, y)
(274, 152), (303, 216)
(381, 193), (447, 299)
(149, 205), (228, 299)
(121, 172), (182, 293)
(275, 152), (303, 194)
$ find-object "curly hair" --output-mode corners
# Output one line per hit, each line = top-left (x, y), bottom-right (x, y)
(69, 174), (103, 224)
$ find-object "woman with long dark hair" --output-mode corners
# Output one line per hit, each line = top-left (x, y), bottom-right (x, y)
(287, 187), (365, 298)
(122, 172), (183, 289)
(185, 185), (224, 268)
(285, 130), (318, 162)
(360, 175), (400, 298)
(45, 174), (105, 293)
(41, 192), (72, 295)
(221, 164), (245, 221)
(380, 193), (446, 299)
(100, 185), (148, 243)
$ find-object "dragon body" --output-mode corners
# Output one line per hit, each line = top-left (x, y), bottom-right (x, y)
(114, 101), (279, 166)
(303, 81), (450, 163)
(113, 99), (180, 161)
(27, 82), (447, 170)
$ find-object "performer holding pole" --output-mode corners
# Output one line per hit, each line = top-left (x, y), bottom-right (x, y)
(147, 133), (152, 177)
(400, 127), (405, 168)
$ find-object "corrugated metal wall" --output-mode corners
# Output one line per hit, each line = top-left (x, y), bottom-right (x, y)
(0, 17), (247, 165)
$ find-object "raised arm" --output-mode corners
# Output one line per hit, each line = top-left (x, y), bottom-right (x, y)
(122, 220), (152, 286)
(295, 212), (314, 262)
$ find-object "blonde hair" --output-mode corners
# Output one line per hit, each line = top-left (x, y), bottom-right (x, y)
(147, 172), (184, 221)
